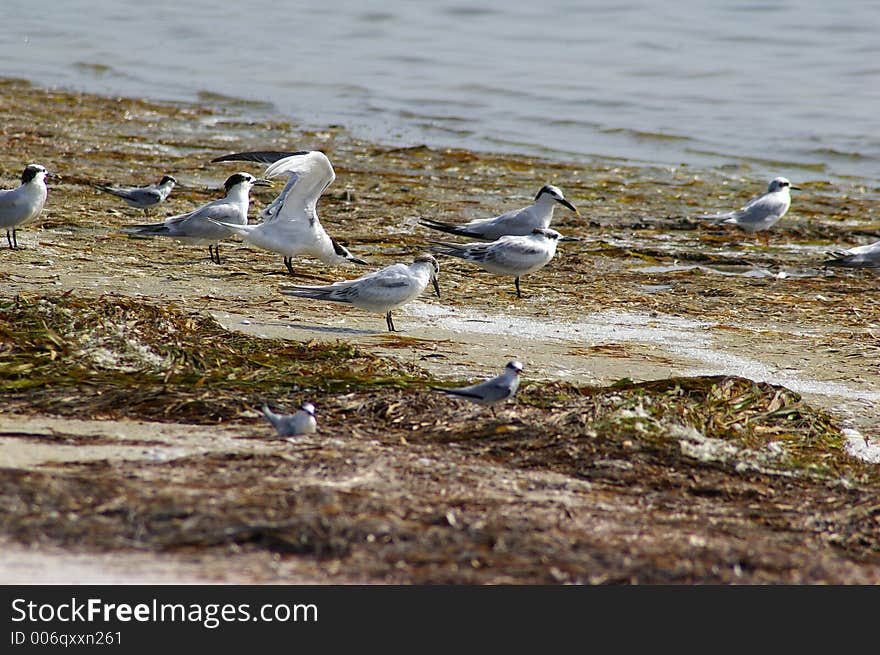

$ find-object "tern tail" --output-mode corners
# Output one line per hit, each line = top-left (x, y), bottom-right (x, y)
(430, 386), (484, 400)
(122, 223), (169, 236)
(419, 218), (486, 240)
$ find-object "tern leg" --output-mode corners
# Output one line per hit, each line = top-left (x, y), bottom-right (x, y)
(6, 230), (12, 249)
(12, 230), (19, 250)
(490, 406), (497, 418)
(386, 311), (396, 332)
(284, 257), (295, 276)
(515, 276), (522, 298)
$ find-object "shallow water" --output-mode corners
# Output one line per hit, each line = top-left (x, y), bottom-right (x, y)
(3, 0), (880, 182)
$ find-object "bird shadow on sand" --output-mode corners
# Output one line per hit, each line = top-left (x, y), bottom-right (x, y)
(250, 319), (379, 336)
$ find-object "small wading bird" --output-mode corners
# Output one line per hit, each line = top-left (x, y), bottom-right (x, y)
(122, 172), (269, 264)
(210, 150), (367, 275)
(823, 239), (880, 276)
(429, 227), (568, 298)
(261, 402), (317, 437)
(419, 184), (578, 241)
(95, 175), (177, 214)
(699, 177), (800, 237)
(0, 164), (53, 249)
(281, 253), (440, 332)
(432, 360), (523, 417)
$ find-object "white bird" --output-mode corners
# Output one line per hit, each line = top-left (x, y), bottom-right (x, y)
(281, 253), (440, 332)
(261, 402), (317, 437)
(210, 150), (367, 275)
(429, 227), (566, 298)
(699, 177), (800, 234)
(432, 360), (523, 417)
(419, 184), (578, 241)
(0, 164), (51, 249)
(823, 239), (880, 275)
(95, 175), (176, 213)
(122, 172), (268, 264)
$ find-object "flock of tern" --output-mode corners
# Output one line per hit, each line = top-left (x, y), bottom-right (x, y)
(2, 150), (876, 435)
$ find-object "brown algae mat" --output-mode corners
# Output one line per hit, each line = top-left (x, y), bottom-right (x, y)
(0, 78), (879, 583)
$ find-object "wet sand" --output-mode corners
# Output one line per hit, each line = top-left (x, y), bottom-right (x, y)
(1, 79), (879, 583)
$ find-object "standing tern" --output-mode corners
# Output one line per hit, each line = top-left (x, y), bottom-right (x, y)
(823, 239), (880, 275)
(281, 253), (440, 332)
(210, 150), (367, 275)
(432, 361), (523, 417)
(95, 175), (177, 214)
(0, 164), (52, 249)
(419, 184), (578, 241)
(261, 402), (317, 437)
(699, 177), (800, 235)
(122, 172), (268, 264)
(429, 227), (566, 298)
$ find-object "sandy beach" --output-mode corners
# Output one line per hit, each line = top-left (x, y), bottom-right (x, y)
(1, 78), (878, 583)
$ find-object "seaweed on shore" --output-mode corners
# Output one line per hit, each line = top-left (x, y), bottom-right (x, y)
(0, 292), (424, 423)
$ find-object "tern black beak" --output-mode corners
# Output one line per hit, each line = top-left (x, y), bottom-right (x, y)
(557, 197), (578, 214)
(790, 185), (802, 191)
(432, 276), (441, 299)
(558, 235), (583, 242)
(253, 178), (273, 187)
(46, 172), (62, 180)
(350, 256), (369, 266)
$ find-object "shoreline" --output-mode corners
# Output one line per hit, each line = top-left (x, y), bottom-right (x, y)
(7, 74), (879, 189)
(1, 78), (879, 584)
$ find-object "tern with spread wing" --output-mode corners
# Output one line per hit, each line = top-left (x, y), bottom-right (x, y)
(210, 150), (366, 275)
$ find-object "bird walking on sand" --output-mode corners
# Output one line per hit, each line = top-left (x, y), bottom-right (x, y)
(699, 177), (800, 236)
(122, 172), (268, 264)
(95, 175), (176, 214)
(281, 253), (440, 332)
(261, 402), (317, 437)
(432, 360), (523, 417)
(823, 239), (880, 276)
(0, 164), (52, 249)
(419, 184), (578, 241)
(429, 227), (566, 298)
(210, 150), (367, 275)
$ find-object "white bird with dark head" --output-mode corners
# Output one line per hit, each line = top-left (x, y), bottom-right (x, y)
(419, 184), (578, 241)
(95, 175), (177, 214)
(210, 150), (367, 275)
(0, 164), (52, 249)
(122, 172), (268, 264)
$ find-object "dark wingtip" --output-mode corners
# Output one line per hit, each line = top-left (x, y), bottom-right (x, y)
(330, 236), (366, 264)
(419, 219), (481, 240)
(211, 150), (311, 164)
